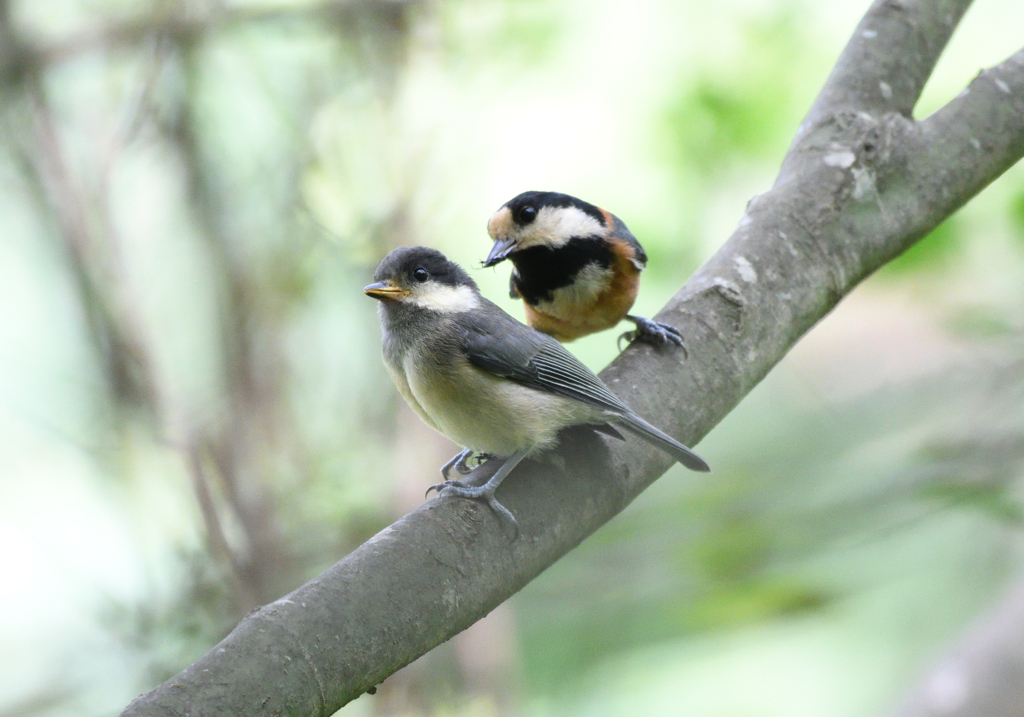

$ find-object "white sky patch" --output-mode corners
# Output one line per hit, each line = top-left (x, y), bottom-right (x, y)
(408, 282), (480, 313)
(734, 256), (758, 283)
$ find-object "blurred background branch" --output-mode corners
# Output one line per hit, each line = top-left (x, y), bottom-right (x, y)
(8, 0), (422, 71)
(889, 575), (1024, 717)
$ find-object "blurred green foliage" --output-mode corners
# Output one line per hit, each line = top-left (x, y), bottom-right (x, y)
(659, 10), (816, 173)
(878, 216), (963, 277)
(438, 0), (563, 69)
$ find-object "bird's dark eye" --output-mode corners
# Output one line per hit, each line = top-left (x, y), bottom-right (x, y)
(412, 267), (430, 283)
(515, 205), (537, 225)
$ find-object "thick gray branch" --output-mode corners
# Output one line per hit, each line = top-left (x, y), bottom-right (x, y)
(887, 578), (1024, 717)
(807, 0), (970, 119)
(779, 0), (971, 184)
(122, 2), (1024, 715)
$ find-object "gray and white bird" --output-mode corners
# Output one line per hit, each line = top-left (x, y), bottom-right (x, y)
(364, 246), (710, 532)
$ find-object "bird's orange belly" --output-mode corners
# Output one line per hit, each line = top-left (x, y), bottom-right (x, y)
(526, 268), (640, 342)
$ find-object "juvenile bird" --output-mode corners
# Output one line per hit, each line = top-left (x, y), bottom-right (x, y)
(484, 190), (685, 348)
(365, 246), (709, 532)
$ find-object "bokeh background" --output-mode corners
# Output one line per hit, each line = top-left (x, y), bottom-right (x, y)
(3, 0), (1024, 715)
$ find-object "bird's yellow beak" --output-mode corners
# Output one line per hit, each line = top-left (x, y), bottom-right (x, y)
(364, 281), (410, 301)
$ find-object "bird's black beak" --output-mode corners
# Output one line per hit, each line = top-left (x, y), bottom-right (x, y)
(364, 281), (409, 301)
(482, 236), (517, 267)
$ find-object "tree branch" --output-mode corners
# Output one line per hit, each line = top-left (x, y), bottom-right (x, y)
(23, 73), (163, 413)
(122, 1), (1024, 714)
(806, 0), (970, 120)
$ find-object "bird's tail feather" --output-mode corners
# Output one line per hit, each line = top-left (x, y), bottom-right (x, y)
(616, 413), (711, 472)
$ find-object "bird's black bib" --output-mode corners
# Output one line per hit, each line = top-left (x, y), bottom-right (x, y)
(509, 236), (613, 305)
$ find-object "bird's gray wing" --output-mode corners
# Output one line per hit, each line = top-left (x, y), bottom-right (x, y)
(607, 215), (647, 269)
(458, 305), (630, 415)
(459, 301), (710, 473)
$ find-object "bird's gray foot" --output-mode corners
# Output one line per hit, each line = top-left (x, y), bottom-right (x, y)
(438, 482), (518, 537)
(425, 478), (470, 499)
(619, 315), (687, 355)
(439, 448), (473, 481)
(432, 449), (529, 539)
(429, 451), (498, 497)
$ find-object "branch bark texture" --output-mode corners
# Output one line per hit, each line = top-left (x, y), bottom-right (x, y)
(123, 0), (1024, 714)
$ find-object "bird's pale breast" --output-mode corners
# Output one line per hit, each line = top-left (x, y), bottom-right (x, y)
(401, 349), (598, 456)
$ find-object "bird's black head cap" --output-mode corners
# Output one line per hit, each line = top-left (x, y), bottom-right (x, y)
(374, 246), (478, 290)
(505, 191), (606, 228)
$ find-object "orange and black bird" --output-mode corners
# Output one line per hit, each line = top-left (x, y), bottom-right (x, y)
(483, 191), (685, 349)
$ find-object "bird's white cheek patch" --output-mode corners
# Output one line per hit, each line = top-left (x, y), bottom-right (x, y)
(409, 283), (480, 313)
(520, 205), (606, 248)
